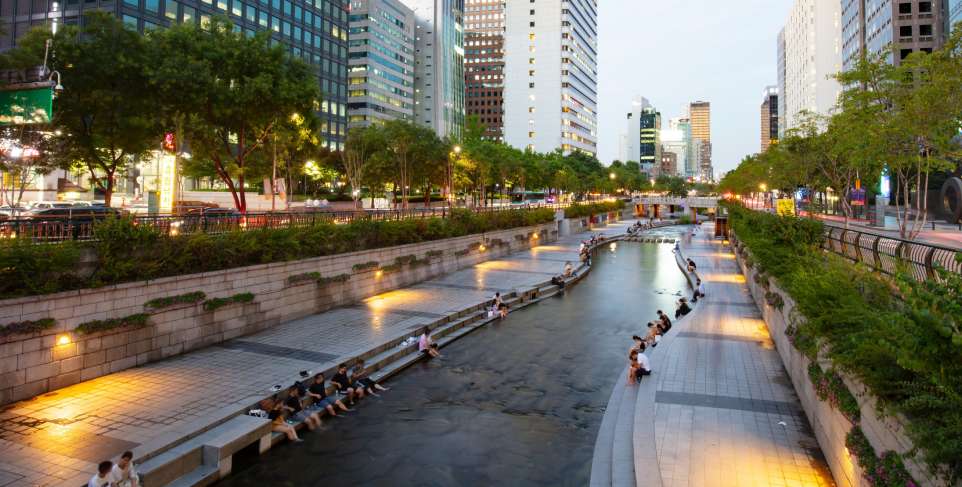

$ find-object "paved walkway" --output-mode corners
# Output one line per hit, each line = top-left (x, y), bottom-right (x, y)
(0, 221), (631, 487)
(647, 225), (834, 486)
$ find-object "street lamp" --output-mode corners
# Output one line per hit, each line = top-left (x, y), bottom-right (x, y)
(447, 145), (462, 206)
(609, 172), (616, 180)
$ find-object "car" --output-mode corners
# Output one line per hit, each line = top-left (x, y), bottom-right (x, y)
(0, 205), (28, 217)
(30, 206), (121, 221)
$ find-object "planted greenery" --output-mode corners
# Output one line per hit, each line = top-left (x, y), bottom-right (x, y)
(352, 261), (378, 272)
(316, 274), (350, 285)
(203, 293), (255, 312)
(76, 313), (150, 335)
(0, 208), (555, 299)
(0, 318), (56, 338)
(808, 362), (861, 423)
(563, 200), (625, 219)
(727, 201), (962, 480)
(846, 427), (917, 487)
(144, 291), (207, 310)
(425, 250), (443, 258)
(288, 272), (321, 284)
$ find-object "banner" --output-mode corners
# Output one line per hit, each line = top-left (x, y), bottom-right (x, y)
(0, 87), (53, 125)
(776, 198), (796, 217)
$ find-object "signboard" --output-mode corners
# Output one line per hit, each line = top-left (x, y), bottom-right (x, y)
(158, 153), (177, 213)
(0, 87), (54, 125)
(776, 198), (796, 217)
(851, 188), (866, 206)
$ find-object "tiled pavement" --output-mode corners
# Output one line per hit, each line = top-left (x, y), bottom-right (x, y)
(0, 220), (629, 487)
(648, 226), (835, 487)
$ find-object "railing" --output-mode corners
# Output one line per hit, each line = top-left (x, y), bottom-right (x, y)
(634, 196), (720, 208)
(0, 203), (571, 244)
(822, 226), (962, 282)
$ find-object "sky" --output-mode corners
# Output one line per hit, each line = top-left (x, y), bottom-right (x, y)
(597, 0), (793, 176)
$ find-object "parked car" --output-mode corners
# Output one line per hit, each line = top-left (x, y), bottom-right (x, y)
(30, 206), (121, 221)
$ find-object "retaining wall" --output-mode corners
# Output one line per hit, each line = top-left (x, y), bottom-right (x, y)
(0, 222), (560, 406)
(732, 241), (946, 487)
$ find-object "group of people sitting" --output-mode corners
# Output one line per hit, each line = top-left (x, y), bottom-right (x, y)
(259, 360), (390, 443)
(490, 292), (510, 320)
(578, 234), (607, 266)
(626, 310), (674, 384)
(89, 451), (138, 487)
(626, 220), (658, 235)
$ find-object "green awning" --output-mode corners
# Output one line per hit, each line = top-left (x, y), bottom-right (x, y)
(0, 87), (53, 125)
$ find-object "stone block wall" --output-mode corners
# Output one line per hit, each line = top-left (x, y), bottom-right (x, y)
(733, 243), (946, 487)
(0, 223), (559, 405)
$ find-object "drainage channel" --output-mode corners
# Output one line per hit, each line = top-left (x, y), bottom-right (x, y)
(216, 227), (688, 486)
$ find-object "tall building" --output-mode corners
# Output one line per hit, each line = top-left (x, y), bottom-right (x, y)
(689, 101), (712, 181)
(669, 116), (694, 178)
(781, 0), (841, 131)
(639, 107), (661, 173)
(761, 86), (779, 152)
(411, 0), (465, 138)
(953, 0), (962, 30)
(842, 0), (950, 71)
(463, 0), (504, 140)
(660, 124), (687, 178)
(777, 29), (787, 138)
(0, 0), (349, 150)
(503, 0), (598, 155)
(347, 0), (416, 128)
(618, 96), (651, 163)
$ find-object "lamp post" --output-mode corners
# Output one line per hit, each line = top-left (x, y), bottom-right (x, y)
(759, 183), (768, 209)
(448, 145), (461, 207)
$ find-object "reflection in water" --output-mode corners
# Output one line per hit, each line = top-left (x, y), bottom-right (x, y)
(219, 231), (687, 487)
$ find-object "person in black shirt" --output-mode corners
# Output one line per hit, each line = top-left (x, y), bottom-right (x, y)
(306, 373), (352, 417)
(285, 384), (322, 431)
(675, 298), (692, 319)
(331, 364), (358, 405)
(657, 310), (672, 333)
(351, 359), (389, 398)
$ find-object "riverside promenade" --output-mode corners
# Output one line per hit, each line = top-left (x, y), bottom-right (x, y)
(591, 223), (835, 487)
(0, 221), (628, 487)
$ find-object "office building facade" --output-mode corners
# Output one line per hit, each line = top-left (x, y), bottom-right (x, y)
(953, 0), (962, 29)
(503, 0), (598, 155)
(659, 152), (677, 179)
(347, 0), (416, 128)
(842, 0), (950, 71)
(660, 124), (687, 178)
(777, 29), (787, 138)
(463, 0), (504, 139)
(638, 107), (661, 172)
(411, 0), (465, 138)
(618, 96), (650, 163)
(761, 86), (778, 152)
(782, 0), (841, 131)
(689, 101), (712, 181)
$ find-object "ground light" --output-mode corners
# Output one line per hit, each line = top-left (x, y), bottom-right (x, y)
(56, 334), (71, 346)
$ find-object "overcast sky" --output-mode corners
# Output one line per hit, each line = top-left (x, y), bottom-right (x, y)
(596, 0), (793, 176)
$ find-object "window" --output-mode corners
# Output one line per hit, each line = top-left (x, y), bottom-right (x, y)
(898, 2), (911, 14)
(528, 107), (534, 113)
(919, 1), (932, 13)
(182, 5), (194, 22)
(231, 0), (242, 15)
(528, 33), (535, 40)
(528, 131), (535, 138)
(528, 57), (535, 64)
(919, 24), (932, 36)
(200, 13), (211, 28)
(528, 69), (534, 76)
(529, 9), (534, 14)
(528, 82), (534, 88)
(145, 0), (159, 12)
(271, 15), (279, 31)
(529, 21), (534, 27)
(900, 25), (912, 36)
(165, 0), (178, 18)
(217, 0), (226, 10)
(122, 14), (138, 26)
(246, 4), (255, 21)
(900, 48), (913, 59)
(259, 10), (267, 25)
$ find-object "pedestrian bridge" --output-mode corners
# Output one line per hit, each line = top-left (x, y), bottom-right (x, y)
(634, 196), (720, 208)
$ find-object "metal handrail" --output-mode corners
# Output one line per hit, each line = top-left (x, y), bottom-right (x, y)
(0, 203), (575, 244)
(821, 225), (962, 282)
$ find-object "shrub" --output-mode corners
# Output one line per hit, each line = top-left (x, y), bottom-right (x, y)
(288, 272), (321, 284)
(808, 362), (861, 422)
(352, 261), (378, 272)
(845, 427), (917, 487)
(563, 200), (625, 219)
(0, 318), (56, 337)
(76, 313), (150, 335)
(317, 274), (350, 285)
(144, 291), (207, 310)
(203, 293), (256, 311)
(0, 208), (555, 299)
(677, 215), (692, 225)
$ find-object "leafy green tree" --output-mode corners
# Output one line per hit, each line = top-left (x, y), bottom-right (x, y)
(42, 13), (160, 206)
(148, 17), (318, 212)
(342, 124), (383, 208)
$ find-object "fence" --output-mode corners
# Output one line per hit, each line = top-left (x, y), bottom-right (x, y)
(0, 204), (570, 243)
(822, 225), (962, 282)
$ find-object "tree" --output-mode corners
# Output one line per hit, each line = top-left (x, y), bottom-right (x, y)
(148, 17), (318, 212)
(342, 125), (382, 208)
(273, 112), (323, 208)
(42, 13), (160, 206)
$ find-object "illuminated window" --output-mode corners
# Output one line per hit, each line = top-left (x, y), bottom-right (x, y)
(528, 131), (535, 138)
(528, 33), (535, 40)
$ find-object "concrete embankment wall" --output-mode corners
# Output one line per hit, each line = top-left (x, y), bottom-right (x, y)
(0, 222), (565, 405)
(732, 241), (946, 487)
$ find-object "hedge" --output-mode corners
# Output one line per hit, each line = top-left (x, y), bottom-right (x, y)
(563, 200), (625, 219)
(726, 202), (961, 481)
(0, 208), (555, 299)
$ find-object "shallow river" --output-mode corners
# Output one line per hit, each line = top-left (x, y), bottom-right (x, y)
(219, 228), (688, 487)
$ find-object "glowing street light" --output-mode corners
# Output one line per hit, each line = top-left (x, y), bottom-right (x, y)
(759, 183), (767, 192)
(609, 172), (616, 180)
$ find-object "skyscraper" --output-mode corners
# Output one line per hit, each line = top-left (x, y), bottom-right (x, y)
(761, 86), (779, 152)
(619, 96), (651, 163)
(0, 0), (350, 150)
(660, 123), (687, 178)
(689, 101), (712, 181)
(781, 0), (841, 131)
(347, 0), (416, 128)
(638, 107), (661, 174)
(411, 0), (465, 138)
(842, 0), (950, 71)
(503, 0), (598, 155)
(777, 29), (787, 138)
(953, 0), (962, 30)
(463, 0), (504, 140)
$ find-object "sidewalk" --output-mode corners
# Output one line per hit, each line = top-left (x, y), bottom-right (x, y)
(649, 226), (834, 486)
(811, 213), (962, 250)
(0, 221), (630, 487)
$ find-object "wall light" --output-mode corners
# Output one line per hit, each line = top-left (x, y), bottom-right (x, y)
(375, 270), (383, 278)
(56, 334), (71, 346)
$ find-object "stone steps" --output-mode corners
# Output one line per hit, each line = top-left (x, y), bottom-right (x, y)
(612, 375), (640, 486)
(589, 368), (627, 487)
